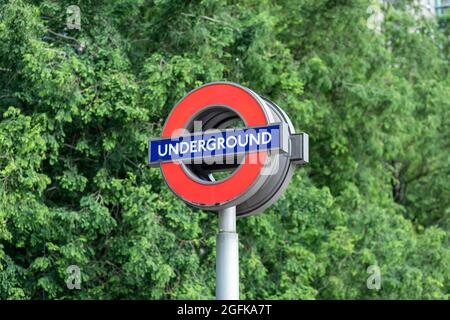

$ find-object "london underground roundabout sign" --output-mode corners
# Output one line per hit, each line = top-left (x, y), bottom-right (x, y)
(149, 82), (308, 217)
(148, 82), (308, 299)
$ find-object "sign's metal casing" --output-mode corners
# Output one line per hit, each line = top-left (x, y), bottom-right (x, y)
(148, 82), (308, 217)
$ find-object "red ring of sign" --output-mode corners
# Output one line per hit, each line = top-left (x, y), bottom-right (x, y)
(161, 83), (268, 205)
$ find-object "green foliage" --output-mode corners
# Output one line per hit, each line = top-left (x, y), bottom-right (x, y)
(0, 0), (448, 299)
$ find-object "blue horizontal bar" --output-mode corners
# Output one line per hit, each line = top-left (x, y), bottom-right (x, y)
(149, 124), (282, 165)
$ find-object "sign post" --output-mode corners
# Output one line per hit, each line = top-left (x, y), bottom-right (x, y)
(216, 206), (239, 300)
(148, 82), (308, 299)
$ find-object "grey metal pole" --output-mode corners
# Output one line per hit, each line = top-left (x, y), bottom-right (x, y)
(216, 206), (239, 300)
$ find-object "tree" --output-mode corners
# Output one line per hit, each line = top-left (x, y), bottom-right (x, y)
(0, 0), (448, 299)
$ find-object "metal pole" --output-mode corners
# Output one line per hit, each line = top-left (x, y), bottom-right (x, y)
(216, 206), (239, 300)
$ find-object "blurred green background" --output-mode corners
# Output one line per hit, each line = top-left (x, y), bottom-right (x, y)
(0, 0), (449, 299)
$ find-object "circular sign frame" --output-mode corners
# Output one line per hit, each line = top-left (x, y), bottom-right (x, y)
(161, 82), (271, 208)
(149, 81), (309, 216)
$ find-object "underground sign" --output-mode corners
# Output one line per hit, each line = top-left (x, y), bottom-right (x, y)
(148, 82), (308, 217)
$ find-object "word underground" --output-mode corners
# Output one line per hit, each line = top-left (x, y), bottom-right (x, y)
(149, 124), (282, 165)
